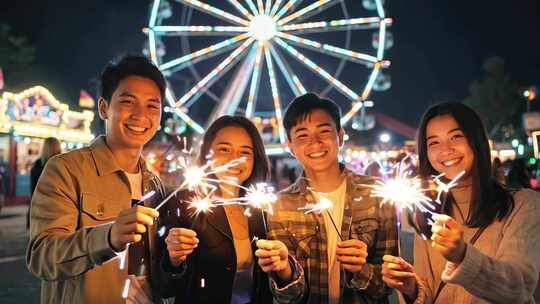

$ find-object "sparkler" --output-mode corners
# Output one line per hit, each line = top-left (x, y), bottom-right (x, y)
(154, 157), (246, 211)
(298, 195), (344, 241)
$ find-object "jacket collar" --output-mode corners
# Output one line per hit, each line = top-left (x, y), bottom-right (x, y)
(288, 163), (353, 195)
(89, 135), (151, 178)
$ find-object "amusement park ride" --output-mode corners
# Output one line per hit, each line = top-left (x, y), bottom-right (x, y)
(144, 0), (393, 154)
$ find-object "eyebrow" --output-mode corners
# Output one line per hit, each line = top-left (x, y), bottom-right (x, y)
(426, 128), (463, 140)
(293, 122), (333, 134)
(215, 142), (253, 149)
(118, 92), (161, 103)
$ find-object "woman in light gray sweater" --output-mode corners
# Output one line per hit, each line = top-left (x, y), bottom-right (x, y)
(382, 102), (540, 304)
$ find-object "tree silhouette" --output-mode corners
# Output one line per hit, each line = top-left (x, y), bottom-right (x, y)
(463, 56), (525, 142)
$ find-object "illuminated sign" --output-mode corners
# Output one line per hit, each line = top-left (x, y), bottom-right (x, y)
(0, 86), (95, 143)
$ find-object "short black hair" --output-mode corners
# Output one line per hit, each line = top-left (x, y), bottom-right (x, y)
(283, 93), (341, 140)
(100, 55), (166, 102)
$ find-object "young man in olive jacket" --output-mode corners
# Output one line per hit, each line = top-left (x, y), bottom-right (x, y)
(27, 56), (167, 304)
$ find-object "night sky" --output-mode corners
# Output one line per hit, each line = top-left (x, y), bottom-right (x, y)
(2, 0), (539, 130)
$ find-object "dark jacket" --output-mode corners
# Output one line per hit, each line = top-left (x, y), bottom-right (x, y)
(156, 190), (273, 304)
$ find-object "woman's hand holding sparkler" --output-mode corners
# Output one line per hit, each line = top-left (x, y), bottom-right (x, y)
(255, 239), (293, 283)
(165, 228), (199, 267)
(430, 214), (466, 263)
(110, 205), (159, 252)
(381, 255), (417, 298)
(336, 240), (368, 273)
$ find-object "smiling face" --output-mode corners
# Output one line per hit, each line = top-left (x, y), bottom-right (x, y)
(426, 114), (474, 183)
(286, 109), (343, 176)
(98, 75), (162, 150)
(210, 126), (255, 188)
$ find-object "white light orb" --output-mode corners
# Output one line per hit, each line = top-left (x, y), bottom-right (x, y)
(249, 15), (276, 41)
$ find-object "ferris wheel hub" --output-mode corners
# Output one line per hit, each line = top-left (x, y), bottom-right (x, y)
(249, 15), (277, 41)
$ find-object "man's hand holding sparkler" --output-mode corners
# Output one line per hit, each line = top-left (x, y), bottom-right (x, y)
(381, 255), (417, 298)
(255, 239), (293, 283)
(165, 228), (199, 267)
(336, 239), (368, 273)
(110, 205), (159, 252)
(431, 214), (466, 263)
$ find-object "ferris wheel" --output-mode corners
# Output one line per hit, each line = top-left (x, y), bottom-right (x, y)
(145, 0), (393, 147)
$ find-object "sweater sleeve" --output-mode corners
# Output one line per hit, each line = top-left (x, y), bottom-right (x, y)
(441, 189), (540, 303)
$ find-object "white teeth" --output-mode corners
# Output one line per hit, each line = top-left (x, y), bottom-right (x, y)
(442, 159), (460, 167)
(126, 125), (146, 132)
(309, 151), (326, 158)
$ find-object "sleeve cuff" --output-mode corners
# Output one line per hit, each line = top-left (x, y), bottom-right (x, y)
(270, 255), (306, 303)
(88, 222), (117, 265)
(161, 254), (188, 278)
(441, 243), (481, 286)
(348, 263), (374, 290)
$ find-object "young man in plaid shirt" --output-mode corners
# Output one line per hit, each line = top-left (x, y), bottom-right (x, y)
(265, 93), (398, 304)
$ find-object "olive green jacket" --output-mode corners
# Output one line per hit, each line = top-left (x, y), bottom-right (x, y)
(27, 136), (166, 304)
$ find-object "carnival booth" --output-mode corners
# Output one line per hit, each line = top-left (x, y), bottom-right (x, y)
(0, 85), (95, 197)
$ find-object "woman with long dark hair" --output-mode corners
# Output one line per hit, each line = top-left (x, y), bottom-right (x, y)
(156, 115), (301, 303)
(381, 102), (540, 303)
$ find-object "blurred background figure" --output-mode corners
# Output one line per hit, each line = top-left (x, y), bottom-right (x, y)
(27, 137), (61, 228)
(492, 157), (506, 184)
(507, 158), (531, 189)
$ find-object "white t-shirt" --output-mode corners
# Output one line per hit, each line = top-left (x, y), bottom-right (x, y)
(312, 179), (347, 304)
(125, 171), (142, 200)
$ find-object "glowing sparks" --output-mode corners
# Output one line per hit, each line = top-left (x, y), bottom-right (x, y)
(432, 170), (466, 204)
(299, 197), (333, 214)
(188, 195), (216, 216)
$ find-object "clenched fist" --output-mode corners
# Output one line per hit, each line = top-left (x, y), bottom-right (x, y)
(336, 239), (368, 273)
(255, 239), (292, 283)
(110, 205), (159, 252)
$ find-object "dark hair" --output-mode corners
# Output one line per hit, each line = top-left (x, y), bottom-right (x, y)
(100, 55), (166, 102)
(416, 102), (514, 228)
(198, 115), (270, 195)
(283, 93), (341, 140)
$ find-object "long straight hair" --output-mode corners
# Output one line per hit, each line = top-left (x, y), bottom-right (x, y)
(198, 115), (270, 196)
(416, 102), (514, 228)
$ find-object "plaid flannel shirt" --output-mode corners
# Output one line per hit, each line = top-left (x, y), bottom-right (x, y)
(267, 167), (398, 304)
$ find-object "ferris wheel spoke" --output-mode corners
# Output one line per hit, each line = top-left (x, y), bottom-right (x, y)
(274, 37), (361, 103)
(164, 88), (205, 134)
(277, 32), (379, 66)
(265, 0), (273, 14)
(244, 0), (260, 16)
(160, 34), (250, 72)
(264, 45), (287, 143)
(152, 26), (248, 36)
(341, 63), (381, 125)
(277, 0), (335, 26)
(281, 0), (339, 25)
(227, 0), (254, 19)
(280, 17), (389, 33)
(269, 0), (284, 16)
(246, 42), (265, 118)
(256, 0), (265, 14)
(268, 44), (306, 96)
(177, 0), (250, 26)
(273, 0), (301, 20)
(176, 38), (255, 108)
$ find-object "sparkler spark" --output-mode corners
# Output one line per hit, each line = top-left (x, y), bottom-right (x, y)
(298, 197), (333, 214)
(432, 170), (466, 204)
(187, 195), (217, 216)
